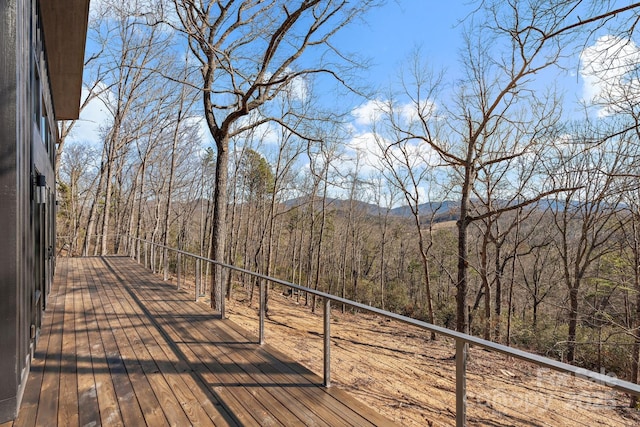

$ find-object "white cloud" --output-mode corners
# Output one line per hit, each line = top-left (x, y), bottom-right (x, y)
(398, 99), (436, 123)
(342, 128), (438, 181)
(348, 131), (379, 154)
(343, 131), (383, 175)
(351, 99), (385, 126)
(580, 35), (640, 116)
(284, 74), (309, 102)
(66, 86), (112, 145)
(334, 98), (441, 189)
(184, 116), (213, 149)
(340, 131), (438, 205)
(283, 97), (441, 202)
(351, 98), (437, 129)
(230, 110), (280, 146)
(254, 121), (280, 145)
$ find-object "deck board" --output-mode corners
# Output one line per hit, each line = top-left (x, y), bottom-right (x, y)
(74, 259), (101, 427)
(12, 256), (395, 426)
(90, 257), (221, 427)
(57, 259), (78, 427)
(34, 271), (60, 427)
(104, 258), (305, 425)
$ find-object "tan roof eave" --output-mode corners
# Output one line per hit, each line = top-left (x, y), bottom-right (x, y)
(40, 0), (90, 120)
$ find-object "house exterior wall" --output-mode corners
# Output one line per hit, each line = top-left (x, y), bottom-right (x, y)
(0, 0), (60, 422)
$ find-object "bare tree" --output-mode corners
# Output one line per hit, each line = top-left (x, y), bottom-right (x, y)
(57, 142), (100, 255)
(370, 171), (401, 311)
(80, 0), (174, 255)
(261, 89), (309, 312)
(546, 127), (628, 363)
(170, 0), (378, 314)
(622, 186), (640, 407)
(307, 133), (340, 312)
(371, 96), (441, 337)
(55, 78), (104, 177)
(516, 216), (561, 333)
(160, 65), (200, 253)
(368, 0), (627, 333)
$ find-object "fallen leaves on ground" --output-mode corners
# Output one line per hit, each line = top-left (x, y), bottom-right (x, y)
(226, 289), (640, 426)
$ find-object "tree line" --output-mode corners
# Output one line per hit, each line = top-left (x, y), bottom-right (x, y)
(55, 0), (640, 403)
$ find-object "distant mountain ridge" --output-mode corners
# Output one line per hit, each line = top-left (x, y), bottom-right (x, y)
(283, 197), (460, 223)
(389, 200), (459, 220)
(281, 197), (588, 224)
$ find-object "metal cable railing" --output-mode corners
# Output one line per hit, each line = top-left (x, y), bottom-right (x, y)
(116, 235), (640, 426)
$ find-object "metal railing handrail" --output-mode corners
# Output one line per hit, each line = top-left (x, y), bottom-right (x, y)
(122, 235), (640, 427)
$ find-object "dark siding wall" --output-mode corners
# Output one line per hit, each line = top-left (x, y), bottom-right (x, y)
(18, 0), (32, 404)
(0, 0), (21, 420)
(0, 0), (56, 422)
(20, 0), (35, 408)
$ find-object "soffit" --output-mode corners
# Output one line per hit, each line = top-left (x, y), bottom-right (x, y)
(40, 0), (90, 120)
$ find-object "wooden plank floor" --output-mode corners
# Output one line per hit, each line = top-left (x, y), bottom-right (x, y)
(10, 256), (395, 427)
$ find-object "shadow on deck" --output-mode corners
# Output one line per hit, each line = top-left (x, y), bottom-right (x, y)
(9, 256), (394, 427)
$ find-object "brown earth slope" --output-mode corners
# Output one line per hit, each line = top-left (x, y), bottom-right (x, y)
(226, 290), (640, 426)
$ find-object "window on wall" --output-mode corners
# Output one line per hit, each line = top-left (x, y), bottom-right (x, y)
(32, 66), (50, 150)
(31, 3), (53, 154)
(41, 102), (50, 150)
(32, 66), (41, 129)
(31, 0), (40, 124)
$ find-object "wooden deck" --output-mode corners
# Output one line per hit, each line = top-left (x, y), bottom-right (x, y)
(7, 256), (394, 427)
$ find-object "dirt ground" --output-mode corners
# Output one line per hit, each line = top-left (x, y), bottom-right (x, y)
(225, 289), (640, 426)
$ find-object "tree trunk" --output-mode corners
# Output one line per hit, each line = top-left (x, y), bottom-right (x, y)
(567, 285), (579, 363)
(494, 241), (503, 340)
(312, 169), (329, 313)
(226, 167), (240, 302)
(210, 137), (229, 314)
(100, 122), (122, 255)
(415, 226), (436, 340)
(82, 147), (108, 256)
(632, 283), (640, 407)
(456, 155), (475, 333)
(479, 229), (491, 340)
(379, 216), (387, 310)
(631, 217), (640, 408)
(100, 160), (113, 255)
(456, 214), (470, 333)
(162, 106), (183, 252)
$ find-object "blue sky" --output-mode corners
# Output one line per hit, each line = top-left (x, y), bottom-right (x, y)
(71, 1), (471, 146)
(334, 1), (468, 89)
(338, 0), (598, 108)
(336, 1), (640, 124)
(69, 0), (639, 164)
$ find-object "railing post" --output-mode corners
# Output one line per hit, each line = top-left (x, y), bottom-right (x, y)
(163, 247), (168, 281)
(177, 252), (181, 290)
(205, 260), (211, 298)
(259, 279), (265, 345)
(456, 339), (468, 427)
(144, 241), (148, 268)
(221, 268), (226, 319)
(195, 259), (201, 301)
(136, 239), (140, 264)
(324, 297), (331, 388)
